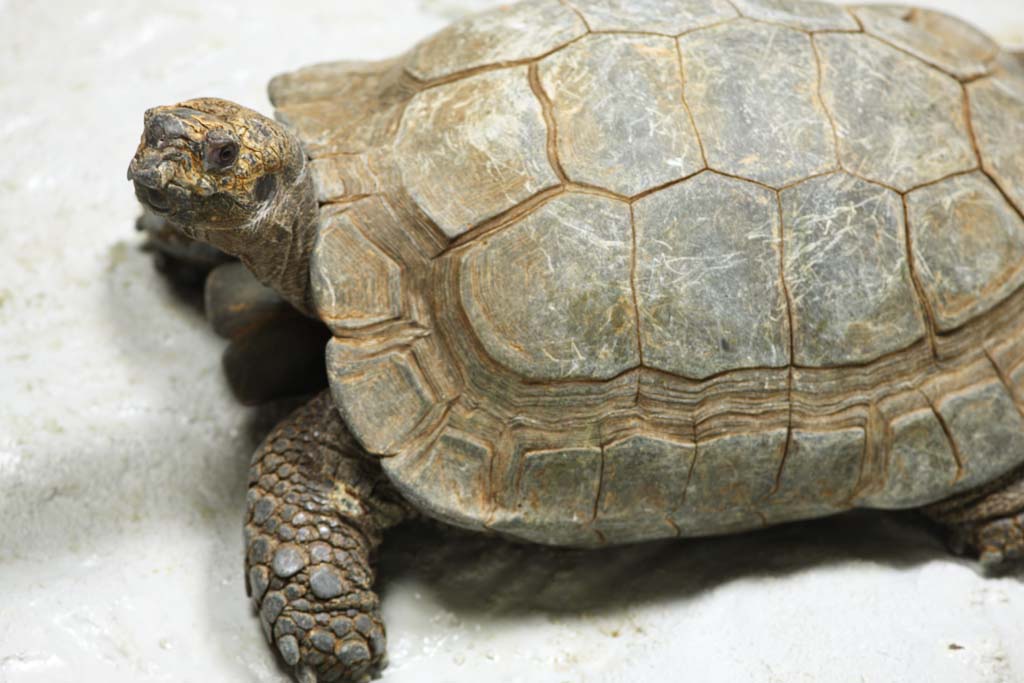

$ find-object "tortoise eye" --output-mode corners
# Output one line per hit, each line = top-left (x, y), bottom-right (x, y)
(204, 139), (239, 171)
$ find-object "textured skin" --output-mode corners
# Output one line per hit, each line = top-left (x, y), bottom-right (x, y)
(245, 392), (410, 682)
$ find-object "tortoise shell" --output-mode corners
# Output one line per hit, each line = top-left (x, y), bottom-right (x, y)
(268, 0), (1024, 546)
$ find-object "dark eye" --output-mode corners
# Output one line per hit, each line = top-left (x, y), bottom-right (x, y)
(204, 140), (239, 170)
(217, 144), (237, 165)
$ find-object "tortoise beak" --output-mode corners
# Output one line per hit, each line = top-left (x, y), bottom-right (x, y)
(127, 148), (173, 189)
(128, 151), (176, 214)
(128, 108), (197, 213)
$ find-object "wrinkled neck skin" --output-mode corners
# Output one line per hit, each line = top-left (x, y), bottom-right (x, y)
(191, 159), (319, 316)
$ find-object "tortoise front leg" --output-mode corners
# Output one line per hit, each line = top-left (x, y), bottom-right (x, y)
(926, 465), (1024, 568)
(245, 391), (411, 682)
(205, 262), (330, 405)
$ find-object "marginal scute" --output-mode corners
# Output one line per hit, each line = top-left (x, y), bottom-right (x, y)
(634, 173), (789, 378)
(863, 407), (959, 509)
(907, 172), (1024, 332)
(674, 429), (788, 535)
(310, 155), (382, 203)
(311, 208), (402, 332)
(856, 393), (958, 509)
(459, 193), (639, 380)
(381, 428), (492, 530)
(270, 59), (397, 107)
(730, 0), (859, 32)
(935, 378), (1024, 492)
(969, 73), (1024, 215)
(490, 445), (602, 546)
(815, 33), (976, 191)
(782, 173), (926, 367)
(395, 67), (558, 239)
(595, 435), (695, 543)
(678, 20), (836, 188)
(270, 58), (411, 157)
(568, 0), (736, 35)
(853, 5), (998, 81)
(326, 341), (438, 455)
(768, 427), (865, 522)
(405, 0), (587, 82)
(537, 33), (704, 197)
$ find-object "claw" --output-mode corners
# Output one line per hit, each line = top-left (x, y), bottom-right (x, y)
(296, 664), (318, 683)
(979, 547), (1005, 569)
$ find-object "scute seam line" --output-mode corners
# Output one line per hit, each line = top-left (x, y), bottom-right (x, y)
(856, 31), (989, 85)
(918, 388), (965, 482)
(773, 189), (795, 495)
(627, 204), (645, 373)
(528, 62), (569, 184)
(984, 348), (1024, 419)
(409, 33), (591, 92)
(674, 37), (710, 169)
(899, 195), (939, 357)
(963, 81), (1024, 223)
(810, 35), (843, 170)
(558, 0), (592, 32)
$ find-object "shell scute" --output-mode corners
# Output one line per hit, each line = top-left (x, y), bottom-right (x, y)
(406, 0), (587, 82)
(395, 68), (558, 239)
(678, 19), (837, 188)
(595, 434), (696, 543)
(459, 192), (639, 380)
(907, 172), (1024, 332)
(853, 5), (998, 81)
(781, 172), (927, 366)
(816, 33), (976, 191)
(537, 32), (704, 197)
(569, 0), (736, 35)
(634, 172), (790, 378)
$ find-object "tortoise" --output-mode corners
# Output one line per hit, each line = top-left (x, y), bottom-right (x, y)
(127, 0), (1024, 680)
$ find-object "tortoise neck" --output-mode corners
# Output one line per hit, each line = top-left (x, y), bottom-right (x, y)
(245, 162), (319, 315)
(201, 160), (319, 316)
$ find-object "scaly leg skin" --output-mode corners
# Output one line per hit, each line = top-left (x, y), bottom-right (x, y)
(926, 465), (1024, 570)
(245, 392), (411, 682)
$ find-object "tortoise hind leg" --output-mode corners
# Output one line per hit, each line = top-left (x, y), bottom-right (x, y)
(246, 391), (411, 682)
(925, 465), (1024, 569)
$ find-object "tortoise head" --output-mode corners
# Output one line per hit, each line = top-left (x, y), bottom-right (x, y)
(129, 98), (318, 313)
(127, 98), (302, 237)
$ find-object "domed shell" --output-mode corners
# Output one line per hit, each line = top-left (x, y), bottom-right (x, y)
(270, 0), (1024, 547)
